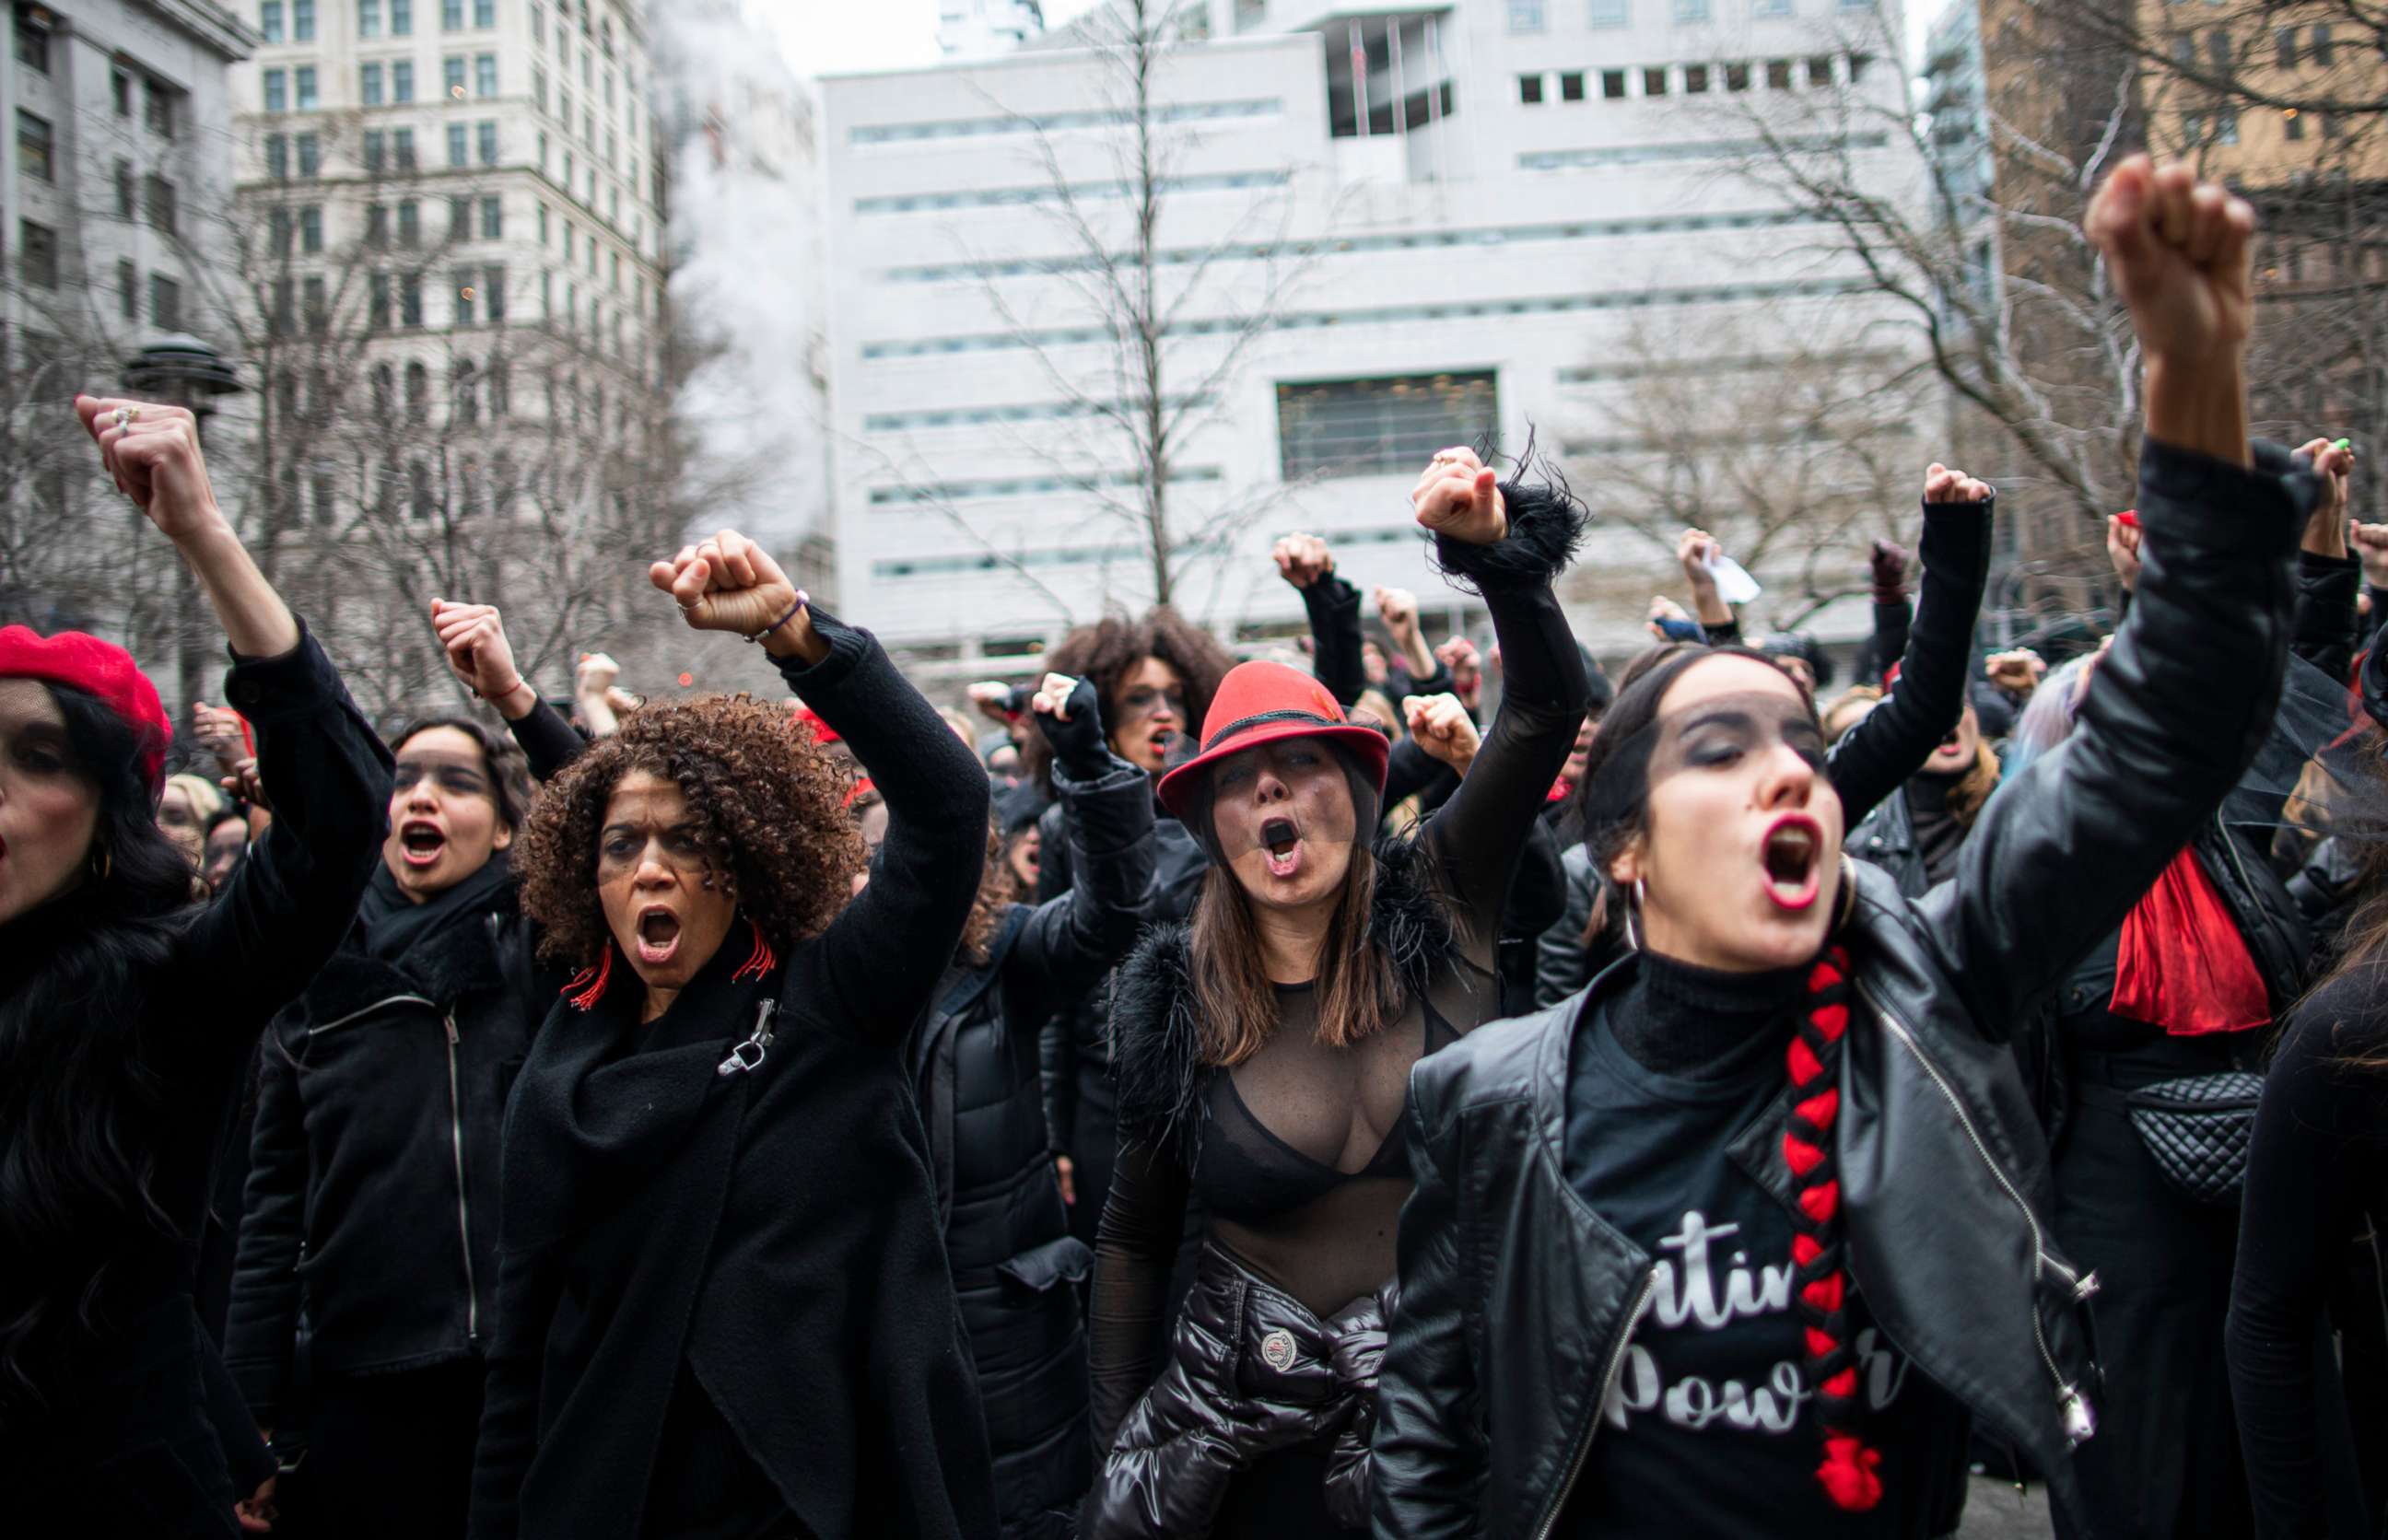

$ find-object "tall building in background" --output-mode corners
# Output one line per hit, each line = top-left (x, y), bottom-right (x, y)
(940, 0), (1045, 59)
(820, 0), (1935, 682)
(0, 1), (254, 642)
(223, 0), (678, 718)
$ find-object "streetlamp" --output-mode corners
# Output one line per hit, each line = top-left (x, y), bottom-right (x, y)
(121, 332), (242, 719)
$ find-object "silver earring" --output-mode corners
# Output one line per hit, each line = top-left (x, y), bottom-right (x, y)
(1623, 876), (1646, 952)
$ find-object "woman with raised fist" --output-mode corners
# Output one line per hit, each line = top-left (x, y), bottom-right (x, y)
(1085, 444), (1592, 1537)
(2, 397), (392, 1534)
(468, 531), (998, 1540)
(1373, 158), (2306, 1539)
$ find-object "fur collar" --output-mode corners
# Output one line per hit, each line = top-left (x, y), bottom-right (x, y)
(1108, 834), (1458, 1167)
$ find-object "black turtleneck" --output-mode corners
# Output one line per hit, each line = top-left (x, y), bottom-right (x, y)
(1608, 950), (1809, 1078)
(1904, 767), (1970, 889)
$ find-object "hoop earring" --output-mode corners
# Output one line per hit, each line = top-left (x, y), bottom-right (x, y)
(90, 843), (112, 882)
(1623, 875), (1647, 952)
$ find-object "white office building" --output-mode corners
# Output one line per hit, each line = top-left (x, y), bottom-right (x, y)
(3, 0), (253, 383)
(820, 0), (1933, 676)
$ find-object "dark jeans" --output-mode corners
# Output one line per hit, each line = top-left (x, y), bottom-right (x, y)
(310, 1359), (486, 1540)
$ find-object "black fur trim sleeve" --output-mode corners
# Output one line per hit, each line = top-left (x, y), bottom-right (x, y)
(1431, 474), (1589, 595)
(1107, 921), (1205, 1162)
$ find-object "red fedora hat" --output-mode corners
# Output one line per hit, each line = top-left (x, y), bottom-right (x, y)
(1155, 660), (1389, 819)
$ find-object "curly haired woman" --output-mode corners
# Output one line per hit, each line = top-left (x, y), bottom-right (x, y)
(467, 531), (998, 1540)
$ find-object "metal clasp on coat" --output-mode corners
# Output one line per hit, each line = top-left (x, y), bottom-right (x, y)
(717, 999), (779, 1078)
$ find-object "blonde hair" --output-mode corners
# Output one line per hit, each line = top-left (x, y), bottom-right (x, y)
(163, 772), (227, 822)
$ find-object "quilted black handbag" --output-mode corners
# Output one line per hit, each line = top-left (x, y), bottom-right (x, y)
(2125, 1071), (2266, 1206)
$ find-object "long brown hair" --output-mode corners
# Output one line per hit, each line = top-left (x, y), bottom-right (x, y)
(1188, 845), (1402, 1068)
(1944, 739), (2002, 829)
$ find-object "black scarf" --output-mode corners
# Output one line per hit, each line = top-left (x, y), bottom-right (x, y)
(1610, 950), (1809, 1078)
(355, 850), (514, 965)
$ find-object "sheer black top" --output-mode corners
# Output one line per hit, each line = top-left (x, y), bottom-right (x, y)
(1090, 567), (1587, 1444)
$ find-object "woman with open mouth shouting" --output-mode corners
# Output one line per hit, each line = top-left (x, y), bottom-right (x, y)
(1372, 158), (2312, 1539)
(224, 596), (591, 1540)
(468, 531), (998, 1540)
(1084, 443), (1592, 1537)
(2, 398), (391, 1536)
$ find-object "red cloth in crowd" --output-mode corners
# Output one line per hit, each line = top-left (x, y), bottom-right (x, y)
(2110, 846), (2272, 1036)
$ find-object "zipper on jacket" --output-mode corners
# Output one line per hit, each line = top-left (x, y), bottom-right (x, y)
(1533, 1267), (1656, 1540)
(1851, 977), (2080, 1412)
(441, 1010), (480, 1343)
(306, 993), (439, 1036)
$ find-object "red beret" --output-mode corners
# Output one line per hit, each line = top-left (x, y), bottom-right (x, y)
(791, 704), (841, 746)
(0, 625), (171, 796)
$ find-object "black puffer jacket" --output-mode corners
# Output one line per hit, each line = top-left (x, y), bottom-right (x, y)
(1373, 439), (2312, 1538)
(913, 740), (1158, 1540)
(224, 873), (544, 1424)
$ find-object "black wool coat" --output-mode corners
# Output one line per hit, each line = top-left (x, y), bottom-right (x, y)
(467, 617), (999, 1540)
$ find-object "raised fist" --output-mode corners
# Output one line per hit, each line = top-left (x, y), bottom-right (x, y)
(967, 681), (1018, 722)
(1867, 539), (1911, 596)
(575, 651), (621, 696)
(1029, 671), (1107, 773)
(76, 395), (223, 542)
(2349, 521), (2388, 590)
(1375, 585), (1420, 638)
(190, 701), (252, 778)
(1985, 649), (2046, 694)
(2106, 513), (2144, 593)
(649, 529), (814, 650)
(431, 599), (525, 704)
(1676, 529), (1724, 588)
(2087, 155), (2254, 366)
(1411, 447), (1507, 547)
(1404, 694), (1481, 773)
(1923, 462), (1992, 504)
(1272, 533), (1335, 590)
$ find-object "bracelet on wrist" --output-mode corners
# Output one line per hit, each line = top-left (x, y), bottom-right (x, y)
(747, 598), (806, 645)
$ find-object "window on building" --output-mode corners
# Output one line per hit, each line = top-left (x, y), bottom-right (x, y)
(118, 259), (139, 319)
(146, 77), (179, 136)
(392, 0), (412, 33)
(533, 65), (547, 111)
(393, 59), (414, 100)
(2274, 26), (2296, 68)
(311, 471), (335, 525)
(393, 126), (416, 168)
(1588, 0), (1628, 24)
(361, 62), (384, 104)
(1766, 57), (1793, 87)
(563, 147), (575, 186)
(481, 194), (502, 238)
(1518, 74), (1545, 103)
(267, 134), (291, 178)
(271, 206), (294, 254)
(370, 271), (392, 328)
(2310, 23), (2333, 66)
(150, 274), (181, 330)
(368, 202), (389, 245)
(144, 175), (178, 234)
(444, 55), (467, 97)
(262, 1), (286, 41)
(1278, 373), (1500, 481)
(1848, 51), (1872, 81)
(531, 1), (544, 43)
(1806, 54), (1833, 85)
(1507, 0), (1544, 29)
(442, 0), (462, 26)
(13, 111), (51, 182)
(563, 220), (574, 259)
(295, 0), (315, 39)
(484, 263), (505, 320)
(2283, 106), (2304, 140)
(1644, 65), (1669, 94)
(477, 120), (498, 164)
(398, 197), (419, 245)
(302, 203), (323, 252)
(1754, 0), (1791, 14)
(448, 122), (469, 166)
(364, 128), (387, 170)
(271, 274), (295, 333)
(450, 192), (472, 234)
(296, 66), (318, 110)
(14, 3), (50, 69)
(536, 202), (548, 242)
(401, 273), (424, 327)
(1598, 69), (1626, 98)
(2322, 109), (2344, 138)
(264, 68), (288, 111)
(1684, 63), (1711, 91)
(1726, 61), (1750, 90)
(360, 0), (380, 36)
(304, 274), (326, 330)
(475, 0), (494, 24)
(1673, 0), (1710, 20)
(410, 459), (433, 520)
(1560, 71), (1586, 100)
(2216, 108), (2239, 144)
(454, 270), (477, 327)
(113, 67), (134, 113)
(2208, 29), (2230, 66)
(109, 158), (135, 218)
(475, 52), (497, 97)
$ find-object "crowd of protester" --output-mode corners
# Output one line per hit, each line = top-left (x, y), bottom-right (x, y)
(1, 155), (2383, 1540)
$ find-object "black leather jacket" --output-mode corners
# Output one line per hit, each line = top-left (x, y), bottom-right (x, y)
(1372, 439), (2312, 1539)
